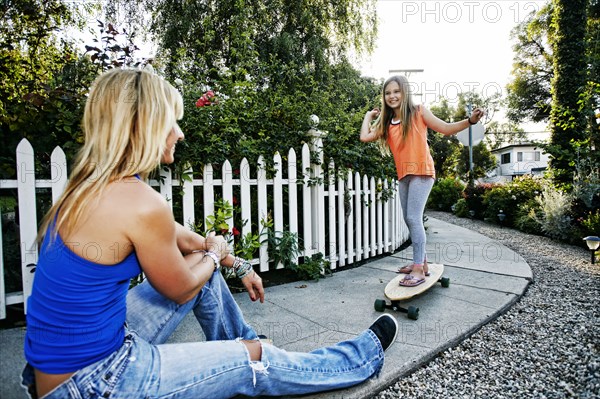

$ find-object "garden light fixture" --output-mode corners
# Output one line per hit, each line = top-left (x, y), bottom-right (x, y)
(583, 236), (600, 264)
(498, 210), (506, 227)
(497, 210), (506, 222)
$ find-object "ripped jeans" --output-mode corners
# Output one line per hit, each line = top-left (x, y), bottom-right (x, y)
(22, 271), (385, 398)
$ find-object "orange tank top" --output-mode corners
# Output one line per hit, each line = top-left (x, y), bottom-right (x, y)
(386, 106), (435, 181)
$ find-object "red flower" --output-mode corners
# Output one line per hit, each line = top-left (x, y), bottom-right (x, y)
(232, 196), (238, 206)
(232, 227), (241, 236)
(220, 228), (229, 235)
(195, 90), (217, 107)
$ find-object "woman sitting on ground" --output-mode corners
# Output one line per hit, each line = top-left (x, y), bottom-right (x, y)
(22, 68), (399, 399)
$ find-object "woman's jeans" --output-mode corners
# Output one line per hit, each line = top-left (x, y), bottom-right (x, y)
(22, 271), (385, 398)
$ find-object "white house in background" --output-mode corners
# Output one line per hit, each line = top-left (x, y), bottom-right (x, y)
(487, 143), (550, 182)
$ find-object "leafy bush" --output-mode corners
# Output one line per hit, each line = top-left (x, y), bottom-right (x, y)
(427, 178), (465, 211)
(533, 186), (573, 241)
(482, 175), (543, 226)
(174, 60), (395, 183)
(266, 230), (301, 271)
(514, 199), (543, 234)
(569, 157), (600, 241)
(579, 209), (600, 238)
(295, 252), (332, 281)
(453, 198), (470, 218)
(199, 199), (263, 262)
(463, 183), (499, 220)
(1, 17), (148, 180)
(572, 158), (600, 210)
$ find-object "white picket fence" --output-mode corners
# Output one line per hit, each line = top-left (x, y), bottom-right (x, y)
(0, 133), (409, 319)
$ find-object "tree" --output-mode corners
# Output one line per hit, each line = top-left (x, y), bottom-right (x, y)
(583, 1), (600, 158)
(100, 0), (394, 181)
(428, 93), (498, 181)
(456, 143), (497, 181)
(428, 99), (460, 178)
(2, 1), (394, 183)
(506, 1), (599, 186)
(484, 121), (528, 150)
(548, 0), (589, 185)
(0, 0), (99, 178)
(506, 4), (554, 124)
(105, 0), (377, 83)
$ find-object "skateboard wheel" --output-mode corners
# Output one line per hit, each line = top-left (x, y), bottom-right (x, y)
(374, 299), (386, 312)
(441, 277), (450, 288)
(407, 305), (419, 320)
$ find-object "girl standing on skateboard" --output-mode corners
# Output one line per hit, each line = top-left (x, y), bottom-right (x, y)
(360, 75), (484, 287)
(22, 68), (399, 399)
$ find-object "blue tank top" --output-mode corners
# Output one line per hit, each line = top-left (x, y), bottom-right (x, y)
(24, 229), (142, 373)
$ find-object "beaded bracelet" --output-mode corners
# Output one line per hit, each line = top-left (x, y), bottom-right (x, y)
(233, 257), (254, 279)
(232, 256), (244, 271)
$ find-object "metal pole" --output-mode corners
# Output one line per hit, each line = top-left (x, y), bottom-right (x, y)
(467, 103), (474, 180)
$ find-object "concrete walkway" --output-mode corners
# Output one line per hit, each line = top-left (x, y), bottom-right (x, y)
(0, 217), (531, 398)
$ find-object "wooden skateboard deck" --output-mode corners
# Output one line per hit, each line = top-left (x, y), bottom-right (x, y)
(374, 263), (449, 320)
(385, 263), (445, 301)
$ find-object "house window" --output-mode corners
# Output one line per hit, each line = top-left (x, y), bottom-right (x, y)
(501, 153), (511, 164)
(518, 151), (542, 162)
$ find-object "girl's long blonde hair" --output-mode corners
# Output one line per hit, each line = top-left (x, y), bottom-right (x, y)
(38, 68), (183, 241)
(371, 75), (419, 154)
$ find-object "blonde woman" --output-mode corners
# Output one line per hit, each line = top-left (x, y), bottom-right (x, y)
(360, 75), (484, 287)
(22, 68), (398, 399)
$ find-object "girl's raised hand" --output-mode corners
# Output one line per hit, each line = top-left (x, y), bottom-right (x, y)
(368, 108), (381, 120)
(470, 108), (485, 124)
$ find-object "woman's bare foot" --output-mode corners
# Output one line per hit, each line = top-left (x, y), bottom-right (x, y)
(409, 263), (427, 279)
(399, 263), (427, 287)
(396, 261), (429, 275)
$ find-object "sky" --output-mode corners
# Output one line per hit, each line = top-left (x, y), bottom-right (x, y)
(359, 0), (550, 134)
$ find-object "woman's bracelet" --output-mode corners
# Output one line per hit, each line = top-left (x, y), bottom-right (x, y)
(467, 116), (476, 125)
(233, 256), (254, 279)
(191, 250), (220, 271)
(232, 256), (243, 270)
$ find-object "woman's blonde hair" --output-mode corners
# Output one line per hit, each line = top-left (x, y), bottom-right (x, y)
(372, 75), (419, 154)
(38, 68), (183, 241)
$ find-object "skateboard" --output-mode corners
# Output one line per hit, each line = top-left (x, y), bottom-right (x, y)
(374, 263), (450, 320)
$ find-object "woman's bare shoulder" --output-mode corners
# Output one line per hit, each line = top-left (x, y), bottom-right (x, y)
(107, 178), (169, 216)
(60, 179), (170, 264)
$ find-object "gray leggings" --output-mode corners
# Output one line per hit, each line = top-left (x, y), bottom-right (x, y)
(398, 175), (434, 264)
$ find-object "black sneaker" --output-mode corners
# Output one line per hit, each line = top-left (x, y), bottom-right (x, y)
(368, 314), (398, 351)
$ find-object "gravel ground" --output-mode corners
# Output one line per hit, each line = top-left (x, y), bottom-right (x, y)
(375, 211), (600, 399)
